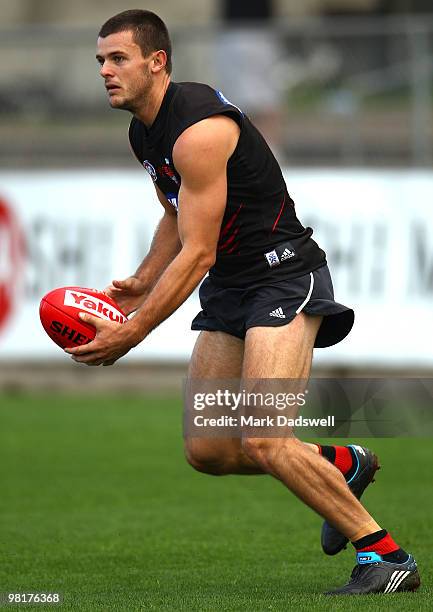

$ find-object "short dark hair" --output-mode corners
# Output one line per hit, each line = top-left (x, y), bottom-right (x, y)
(99, 9), (172, 74)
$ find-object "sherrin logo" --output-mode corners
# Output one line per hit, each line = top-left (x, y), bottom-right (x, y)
(63, 290), (127, 323)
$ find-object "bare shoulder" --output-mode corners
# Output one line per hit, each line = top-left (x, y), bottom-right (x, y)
(173, 115), (240, 172)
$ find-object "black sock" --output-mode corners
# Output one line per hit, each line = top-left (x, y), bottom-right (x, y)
(382, 549), (410, 564)
(319, 445), (336, 463)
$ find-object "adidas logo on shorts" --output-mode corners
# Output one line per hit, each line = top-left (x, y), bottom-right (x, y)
(269, 307), (286, 319)
(280, 248), (295, 261)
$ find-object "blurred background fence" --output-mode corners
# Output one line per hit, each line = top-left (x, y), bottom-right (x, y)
(1, 1), (433, 388)
(0, 14), (432, 168)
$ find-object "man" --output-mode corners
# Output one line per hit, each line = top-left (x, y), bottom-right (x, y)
(66, 10), (420, 595)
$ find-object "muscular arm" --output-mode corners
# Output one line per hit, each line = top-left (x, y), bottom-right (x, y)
(67, 114), (240, 364)
(130, 115), (239, 338)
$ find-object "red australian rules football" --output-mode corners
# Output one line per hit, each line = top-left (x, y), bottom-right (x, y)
(39, 286), (127, 349)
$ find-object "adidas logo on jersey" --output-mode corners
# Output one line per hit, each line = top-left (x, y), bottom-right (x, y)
(280, 248), (295, 261)
(269, 307), (286, 319)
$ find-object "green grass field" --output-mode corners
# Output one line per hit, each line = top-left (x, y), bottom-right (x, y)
(1, 392), (432, 611)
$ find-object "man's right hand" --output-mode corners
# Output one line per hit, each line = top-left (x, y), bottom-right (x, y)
(104, 276), (149, 316)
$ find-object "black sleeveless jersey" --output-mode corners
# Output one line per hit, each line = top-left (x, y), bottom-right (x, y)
(129, 81), (326, 288)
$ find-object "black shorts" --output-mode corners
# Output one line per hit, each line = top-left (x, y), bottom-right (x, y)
(191, 264), (354, 348)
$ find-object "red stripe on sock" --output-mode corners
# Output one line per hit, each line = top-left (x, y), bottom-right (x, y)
(334, 446), (353, 475)
(358, 533), (399, 555)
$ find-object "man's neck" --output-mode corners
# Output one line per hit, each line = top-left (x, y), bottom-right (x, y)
(135, 74), (171, 128)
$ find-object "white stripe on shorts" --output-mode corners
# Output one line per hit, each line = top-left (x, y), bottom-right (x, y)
(295, 272), (314, 315)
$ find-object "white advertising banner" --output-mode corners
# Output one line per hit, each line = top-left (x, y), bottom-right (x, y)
(0, 169), (432, 367)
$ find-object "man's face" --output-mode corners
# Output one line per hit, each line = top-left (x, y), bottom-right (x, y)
(96, 30), (152, 112)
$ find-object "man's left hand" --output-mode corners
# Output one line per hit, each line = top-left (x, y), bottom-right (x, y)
(64, 313), (141, 366)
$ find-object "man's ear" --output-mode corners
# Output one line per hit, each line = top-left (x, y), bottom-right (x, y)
(151, 50), (167, 73)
